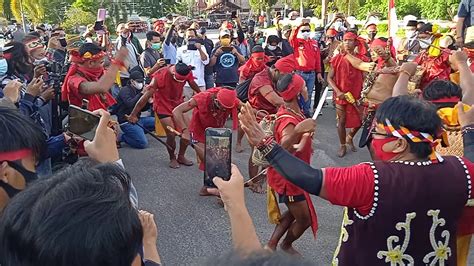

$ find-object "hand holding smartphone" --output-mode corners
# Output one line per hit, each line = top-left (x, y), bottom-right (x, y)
(67, 105), (100, 140)
(205, 128), (232, 188)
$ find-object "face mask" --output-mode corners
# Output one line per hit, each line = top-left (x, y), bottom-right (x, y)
(59, 38), (67, 47)
(133, 81), (144, 90)
(221, 38), (231, 46)
(267, 45), (277, 51)
(257, 38), (264, 45)
(419, 37), (432, 49)
(0, 59), (8, 75)
(151, 43), (162, 50)
(0, 181), (22, 198)
(405, 30), (416, 39)
(0, 161), (38, 198)
(178, 32), (185, 38)
(297, 94), (306, 110)
(314, 32), (323, 41)
(302, 32), (311, 39)
(368, 32), (377, 40)
(334, 21), (343, 30)
(371, 137), (398, 161)
(121, 32), (130, 39)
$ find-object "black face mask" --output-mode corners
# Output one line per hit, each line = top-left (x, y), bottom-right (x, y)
(59, 38), (67, 47)
(0, 161), (36, 198)
(368, 32), (377, 40)
(0, 181), (22, 198)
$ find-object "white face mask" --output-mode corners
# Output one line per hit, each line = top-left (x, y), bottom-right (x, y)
(302, 32), (311, 39)
(405, 30), (416, 39)
(267, 45), (277, 50)
(133, 81), (144, 90)
(121, 32), (130, 39)
(419, 38), (432, 49)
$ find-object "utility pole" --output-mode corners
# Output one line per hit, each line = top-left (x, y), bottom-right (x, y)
(19, 0), (27, 33)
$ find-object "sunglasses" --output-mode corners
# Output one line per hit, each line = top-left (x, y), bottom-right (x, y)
(301, 30), (311, 33)
(370, 129), (393, 138)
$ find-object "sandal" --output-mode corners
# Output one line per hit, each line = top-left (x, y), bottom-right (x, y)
(337, 145), (347, 158)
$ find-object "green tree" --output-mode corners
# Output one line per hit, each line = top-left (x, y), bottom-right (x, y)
(62, 6), (95, 32)
(249, 0), (278, 13)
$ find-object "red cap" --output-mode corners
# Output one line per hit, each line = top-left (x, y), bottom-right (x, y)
(280, 75), (305, 101)
(274, 55), (297, 74)
(216, 88), (239, 130)
(326, 28), (338, 37)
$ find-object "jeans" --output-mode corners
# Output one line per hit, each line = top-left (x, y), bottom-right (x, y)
(297, 71), (316, 116)
(205, 74), (214, 89)
(120, 116), (155, 149)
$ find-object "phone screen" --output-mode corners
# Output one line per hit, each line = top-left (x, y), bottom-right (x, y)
(164, 59), (171, 65)
(205, 128), (232, 188)
(221, 46), (232, 53)
(67, 105), (100, 140)
(187, 39), (197, 50)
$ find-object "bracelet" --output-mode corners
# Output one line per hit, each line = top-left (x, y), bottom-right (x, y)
(112, 59), (126, 68)
(256, 136), (276, 157)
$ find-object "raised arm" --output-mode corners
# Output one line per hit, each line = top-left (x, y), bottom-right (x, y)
(392, 62), (417, 97)
(79, 47), (128, 95)
(344, 53), (375, 72)
(450, 51), (474, 105)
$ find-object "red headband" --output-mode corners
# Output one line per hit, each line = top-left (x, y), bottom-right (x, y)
(251, 52), (265, 57)
(343, 32), (358, 40)
(370, 38), (388, 49)
(280, 75), (305, 101)
(70, 50), (107, 64)
(0, 149), (32, 161)
(274, 55), (297, 74)
(430, 96), (461, 103)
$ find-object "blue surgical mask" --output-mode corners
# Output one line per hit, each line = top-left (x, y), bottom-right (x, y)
(0, 59), (7, 75)
(298, 94), (305, 110)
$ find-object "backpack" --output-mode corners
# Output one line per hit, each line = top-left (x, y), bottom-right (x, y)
(236, 78), (252, 102)
(251, 111), (294, 167)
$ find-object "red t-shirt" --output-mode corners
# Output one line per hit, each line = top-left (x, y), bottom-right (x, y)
(289, 25), (322, 73)
(330, 54), (367, 105)
(324, 160), (474, 236)
(152, 66), (194, 116)
(267, 107), (312, 195)
(67, 75), (116, 111)
(189, 88), (232, 143)
(248, 69), (278, 115)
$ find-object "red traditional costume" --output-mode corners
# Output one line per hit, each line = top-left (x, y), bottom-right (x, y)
(414, 50), (451, 90)
(248, 55), (297, 116)
(266, 75), (318, 237)
(189, 88), (239, 170)
(330, 32), (367, 128)
(239, 52), (268, 81)
(151, 65), (194, 117)
(61, 50), (116, 111)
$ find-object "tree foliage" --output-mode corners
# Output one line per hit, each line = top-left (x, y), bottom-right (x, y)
(249, 0), (278, 12)
(62, 6), (95, 32)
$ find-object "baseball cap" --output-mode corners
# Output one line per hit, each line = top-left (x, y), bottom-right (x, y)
(220, 29), (231, 38)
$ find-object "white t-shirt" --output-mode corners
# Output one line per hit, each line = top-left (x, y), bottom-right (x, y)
(176, 45), (209, 87)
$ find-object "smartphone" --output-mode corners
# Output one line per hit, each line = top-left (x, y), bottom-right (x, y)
(221, 46), (233, 53)
(67, 105), (100, 140)
(164, 59), (171, 64)
(204, 128), (232, 188)
(97, 8), (106, 21)
(94, 21), (104, 32)
(187, 39), (197, 50)
(231, 11), (237, 19)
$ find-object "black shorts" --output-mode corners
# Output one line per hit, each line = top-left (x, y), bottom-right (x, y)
(157, 114), (170, 119)
(278, 194), (305, 204)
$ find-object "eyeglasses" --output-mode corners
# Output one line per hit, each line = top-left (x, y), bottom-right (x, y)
(301, 30), (311, 33)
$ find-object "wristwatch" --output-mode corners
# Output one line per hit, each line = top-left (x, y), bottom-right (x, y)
(256, 136), (276, 157)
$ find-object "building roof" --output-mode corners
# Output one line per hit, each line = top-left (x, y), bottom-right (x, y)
(205, 0), (241, 12)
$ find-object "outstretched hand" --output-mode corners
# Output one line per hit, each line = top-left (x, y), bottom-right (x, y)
(238, 103), (266, 146)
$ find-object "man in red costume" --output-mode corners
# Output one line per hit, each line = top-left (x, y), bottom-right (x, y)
(246, 55), (296, 189)
(62, 43), (127, 111)
(327, 32), (368, 157)
(414, 23), (451, 90)
(173, 88), (240, 196)
(128, 62), (201, 169)
(239, 45), (267, 82)
(289, 22), (324, 116)
(265, 73), (318, 255)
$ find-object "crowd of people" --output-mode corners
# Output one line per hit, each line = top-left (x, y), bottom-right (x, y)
(1, 6), (474, 265)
